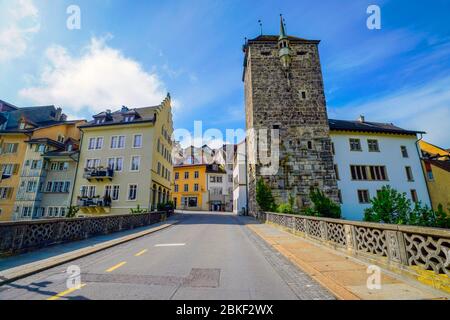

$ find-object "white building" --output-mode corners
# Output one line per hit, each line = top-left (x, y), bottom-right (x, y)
(330, 118), (430, 221)
(235, 118), (431, 221)
(233, 141), (247, 215)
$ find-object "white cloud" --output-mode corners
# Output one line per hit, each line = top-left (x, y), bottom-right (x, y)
(19, 37), (168, 115)
(0, 0), (40, 62)
(329, 76), (450, 147)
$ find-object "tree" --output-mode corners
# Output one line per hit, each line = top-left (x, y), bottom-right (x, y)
(66, 206), (79, 218)
(364, 186), (450, 228)
(363, 186), (411, 224)
(309, 188), (341, 219)
(256, 178), (277, 212)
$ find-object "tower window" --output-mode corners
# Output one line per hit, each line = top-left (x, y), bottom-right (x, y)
(299, 91), (307, 100)
(307, 141), (313, 150)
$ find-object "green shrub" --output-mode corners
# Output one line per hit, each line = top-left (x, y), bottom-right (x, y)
(66, 206), (79, 218)
(309, 188), (341, 219)
(130, 204), (146, 214)
(364, 185), (450, 228)
(256, 178), (277, 212)
(276, 193), (296, 214)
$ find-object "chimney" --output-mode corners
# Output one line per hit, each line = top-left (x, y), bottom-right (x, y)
(358, 115), (365, 123)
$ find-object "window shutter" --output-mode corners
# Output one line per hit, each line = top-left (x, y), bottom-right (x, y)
(6, 188), (13, 199)
(13, 164), (19, 175)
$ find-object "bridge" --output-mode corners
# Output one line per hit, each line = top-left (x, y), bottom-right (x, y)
(0, 211), (448, 300)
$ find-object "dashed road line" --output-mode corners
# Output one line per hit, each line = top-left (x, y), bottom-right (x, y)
(106, 261), (127, 272)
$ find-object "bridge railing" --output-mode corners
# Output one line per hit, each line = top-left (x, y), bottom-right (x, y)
(263, 212), (450, 279)
(0, 211), (172, 256)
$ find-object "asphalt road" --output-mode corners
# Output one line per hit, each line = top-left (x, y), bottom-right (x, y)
(0, 212), (334, 300)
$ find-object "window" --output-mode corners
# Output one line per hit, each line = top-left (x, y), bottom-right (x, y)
(110, 136), (125, 149)
(174, 184), (179, 192)
(86, 159), (101, 169)
(367, 140), (380, 152)
(108, 158), (123, 171)
(334, 164), (340, 180)
(50, 162), (69, 171)
(133, 134), (142, 148)
(124, 115), (134, 122)
(307, 141), (313, 150)
(0, 187), (13, 199)
(26, 181), (37, 193)
(3, 143), (18, 154)
(194, 184), (199, 192)
(112, 185), (120, 200)
(175, 172), (179, 180)
(350, 165), (387, 181)
(401, 146), (409, 158)
(337, 190), (343, 204)
(81, 186), (96, 198)
(425, 162), (434, 181)
(405, 166), (414, 181)
(22, 206), (32, 217)
(410, 190), (418, 203)
(128, 184), (138, 201)
(184, 184), (189, 192)
(130, 156), (141, 171)
(157, 162), (161, 175)
(194, 171), (199, 179)
(104, 185), (112, 198)
(31, 160), (41, 170)
(88, 137), (103, 150)
(349, 139), (362, 151)
(188, 197), (198, 207)
(184, 172), (189, 179)
(358, 190), (370, 204)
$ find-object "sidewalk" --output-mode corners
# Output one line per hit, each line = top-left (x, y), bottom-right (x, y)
(240, 217), (449, 300)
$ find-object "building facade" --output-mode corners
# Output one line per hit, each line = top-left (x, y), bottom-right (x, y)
(419, 140), (450, 211)
(72, 95), (173, 215)
(0, 104), (74, 221)
(329, 118), (431, 221)
(233, 141), (247, 215)
(206, 163), (227, 211)
(243, 18), (338, 216)
(173, 164), (208, 211)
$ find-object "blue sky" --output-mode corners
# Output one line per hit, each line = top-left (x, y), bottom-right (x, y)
(0, 0), (449, 147)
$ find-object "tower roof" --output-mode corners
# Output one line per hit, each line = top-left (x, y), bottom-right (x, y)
(279, 15), (287, 40)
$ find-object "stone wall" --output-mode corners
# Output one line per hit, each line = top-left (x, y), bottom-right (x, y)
(0, 211), (172, 256)
(244, 38), (338, 216)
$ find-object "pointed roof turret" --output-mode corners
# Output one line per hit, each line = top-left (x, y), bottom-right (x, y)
(279, 14), (288, 40)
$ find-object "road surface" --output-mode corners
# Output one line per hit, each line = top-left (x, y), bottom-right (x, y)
(0, 212), (334, 300)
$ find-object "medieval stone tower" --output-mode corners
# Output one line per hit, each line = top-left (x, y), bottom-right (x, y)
(243, 16), (338, 216)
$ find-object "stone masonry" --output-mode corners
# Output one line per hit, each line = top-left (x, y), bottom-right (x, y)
(243, 29), (339, 216)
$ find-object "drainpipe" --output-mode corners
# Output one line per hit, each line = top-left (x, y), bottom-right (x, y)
(70, 129), (83, 209)
(415, 133), (432, 207)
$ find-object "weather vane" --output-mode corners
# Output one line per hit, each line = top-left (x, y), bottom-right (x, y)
(258, 20), (263, 35)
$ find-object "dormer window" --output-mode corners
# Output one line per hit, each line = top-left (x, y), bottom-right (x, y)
(124, 115), (135, 122)
(95, 117), (106, 124)
(67, 144), (73, 152)
(19, 122), (26, 129)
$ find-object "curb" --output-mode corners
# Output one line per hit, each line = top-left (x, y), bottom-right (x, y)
(0, 220), (178, 286)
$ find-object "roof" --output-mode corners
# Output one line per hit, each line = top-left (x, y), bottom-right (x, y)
(419, 140), (450, 158)
(174, 163), (207, 169)
(246, 35), (319, 44)
(43, 150), (79, 159)
(328, 119), (425, 135)
(424, 159), (450, 173)
(206, 164), (227, 174)
(25, 138), (65, 149)
(0, 105), (67, 132)
(79, 106), (158, 129)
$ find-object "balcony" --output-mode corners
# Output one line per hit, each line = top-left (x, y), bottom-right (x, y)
(83, 167), (114, 181)
(77, 196), (111, 214)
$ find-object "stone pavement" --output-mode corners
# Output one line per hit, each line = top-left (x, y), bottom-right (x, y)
(239, 216), (449, 300)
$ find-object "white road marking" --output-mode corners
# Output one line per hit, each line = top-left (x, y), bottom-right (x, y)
(154, 243), (186, 247)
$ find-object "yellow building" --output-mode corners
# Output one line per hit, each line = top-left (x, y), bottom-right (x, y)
(0, 105), (71, 221)
(172, 164), (208, 211)
(419, 140), (450, 211)
(72, 95), (173, 215)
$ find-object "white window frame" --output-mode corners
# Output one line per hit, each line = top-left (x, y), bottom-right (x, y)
(133, 134), (143, 149)
(127, 184), (138, 201)
(130, 156), (141, 172)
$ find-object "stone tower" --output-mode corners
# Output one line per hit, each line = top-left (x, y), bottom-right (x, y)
(243, 16), (338, 216)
